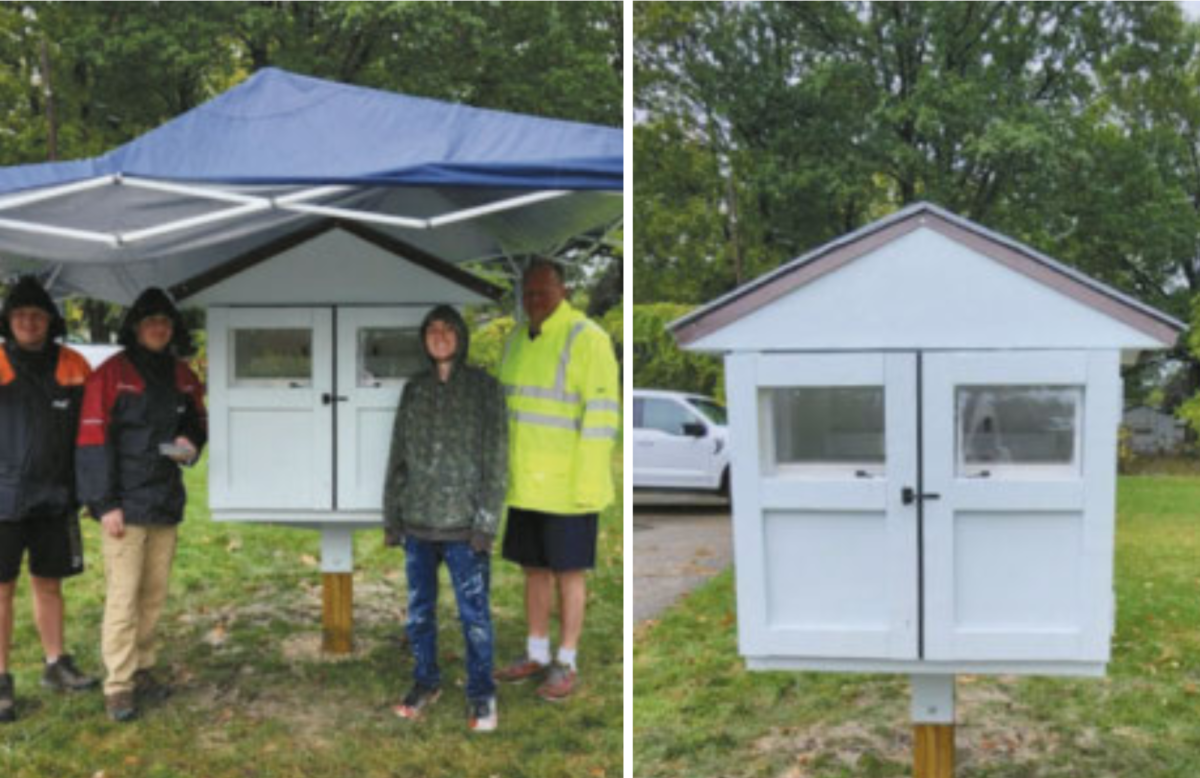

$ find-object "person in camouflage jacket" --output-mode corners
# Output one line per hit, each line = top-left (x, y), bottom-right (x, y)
(382, 304), (507, 732)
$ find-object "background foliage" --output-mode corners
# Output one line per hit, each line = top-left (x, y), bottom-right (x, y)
(633, 303), (723, 400)
(634, 1), (1200, 416)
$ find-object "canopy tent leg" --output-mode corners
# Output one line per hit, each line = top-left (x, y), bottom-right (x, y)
(911, 674), (955, 778)
(320, 527), (354, 654)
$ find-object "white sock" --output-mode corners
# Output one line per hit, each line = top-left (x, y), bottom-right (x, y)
(527, 636), (551, 665)
(556, 647), (577, 671)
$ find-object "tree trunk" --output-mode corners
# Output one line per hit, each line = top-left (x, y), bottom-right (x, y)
(40, 38), (57, 162)
(727, 170), (744, 286)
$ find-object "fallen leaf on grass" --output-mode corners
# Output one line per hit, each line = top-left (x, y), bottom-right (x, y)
(204, 624), (229, 647)
(124, 755), (140, 766)
(589, 767), (606, 777)
(226, 538), (242, 552)
(300, 554), (318, 567)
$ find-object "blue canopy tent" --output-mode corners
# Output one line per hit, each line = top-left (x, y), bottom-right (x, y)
(0, 67), (623, 303)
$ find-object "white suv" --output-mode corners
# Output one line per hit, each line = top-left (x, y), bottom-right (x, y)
(632, 389), (730, 493)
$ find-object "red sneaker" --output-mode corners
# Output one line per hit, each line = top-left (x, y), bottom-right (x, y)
(536, 662), (577, 702)
(494, 655), (547, 684)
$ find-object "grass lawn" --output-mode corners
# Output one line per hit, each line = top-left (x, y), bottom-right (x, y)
(0, 449), (623, 778)
(634, 476), (1200, 778)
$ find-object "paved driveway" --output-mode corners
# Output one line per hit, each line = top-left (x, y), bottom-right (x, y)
(633, 491), (733, 623)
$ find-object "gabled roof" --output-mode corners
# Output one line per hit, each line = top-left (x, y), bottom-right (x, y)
(671, 202), (1183, 348)
(171, 219), (504, 303)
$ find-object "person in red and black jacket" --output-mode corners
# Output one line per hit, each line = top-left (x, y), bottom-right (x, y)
(76, 288), (206, 723)
(0, 276), (100, 724)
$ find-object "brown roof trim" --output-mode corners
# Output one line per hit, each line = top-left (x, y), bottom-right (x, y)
(172, 219), (503, 302)
(925, 217), (1181, 346)
(672, 204), (1182, 348)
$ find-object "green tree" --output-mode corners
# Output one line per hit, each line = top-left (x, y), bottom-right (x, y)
(635, 1), (1200, 409)
(632, 303), (723, 399)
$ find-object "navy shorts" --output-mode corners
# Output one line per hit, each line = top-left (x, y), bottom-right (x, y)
(0, 514), (85, 583)
(501, 508), (598, 572)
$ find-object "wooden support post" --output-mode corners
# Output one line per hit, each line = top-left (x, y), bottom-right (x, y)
(320, 527), (355, 654)
(914, 724), (954, 778)
(322, 572), (354, 654)
(911, 675), (955, 778)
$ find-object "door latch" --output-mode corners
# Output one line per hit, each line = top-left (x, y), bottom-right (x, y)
(321, 392), (349, 405)
(901, 487), (941, 506)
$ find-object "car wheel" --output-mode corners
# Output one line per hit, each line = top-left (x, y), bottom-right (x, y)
(718, 467), (730, 497)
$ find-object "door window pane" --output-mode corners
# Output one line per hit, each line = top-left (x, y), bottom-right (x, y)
(765, 387), (885, 473)
(358, 328), (424, 386)
(642, 398), (699, 436)
(233, 329), (312, 386)
(957, 386), (1082, 476)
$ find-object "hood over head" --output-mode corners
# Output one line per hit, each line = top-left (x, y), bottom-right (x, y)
(1, 275), (66, 343)
(419, 305), (469, 370)
(118, 287), (195, 356)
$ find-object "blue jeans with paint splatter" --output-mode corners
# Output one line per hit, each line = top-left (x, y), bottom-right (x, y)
(404, 537), (495, 701)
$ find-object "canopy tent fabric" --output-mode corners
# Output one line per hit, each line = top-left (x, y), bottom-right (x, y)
(0, 67), (623, 303)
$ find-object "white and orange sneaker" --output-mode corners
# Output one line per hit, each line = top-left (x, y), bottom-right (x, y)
(468, 697), (498, 733)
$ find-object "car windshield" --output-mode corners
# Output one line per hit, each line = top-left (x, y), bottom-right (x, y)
(687, 397), (727, 426)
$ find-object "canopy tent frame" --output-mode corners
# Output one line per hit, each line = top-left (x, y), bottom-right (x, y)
(0, 174), (583, 248)
(0, 67), (623, 304)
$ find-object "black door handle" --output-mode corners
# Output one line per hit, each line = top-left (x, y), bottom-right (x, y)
(321, 393), (349, 405)
(902, 487), (941, 505)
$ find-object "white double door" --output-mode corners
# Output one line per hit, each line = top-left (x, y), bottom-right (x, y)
(209, 306), (427, 514)
(737, 350), (1119, 662)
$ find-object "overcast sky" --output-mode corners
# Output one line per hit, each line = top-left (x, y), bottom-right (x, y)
(1181, 1), (1200, 20)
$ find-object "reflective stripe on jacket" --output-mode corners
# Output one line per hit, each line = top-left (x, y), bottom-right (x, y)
(0, 344), (90, 521)
(500, 301), (619, 513)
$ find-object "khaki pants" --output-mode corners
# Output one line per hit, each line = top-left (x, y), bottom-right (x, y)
(101, 525), (178, 695)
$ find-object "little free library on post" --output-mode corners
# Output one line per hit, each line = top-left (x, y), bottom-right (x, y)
(672, 202), (1183, 776)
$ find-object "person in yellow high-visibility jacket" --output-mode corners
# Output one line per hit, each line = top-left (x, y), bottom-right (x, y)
(494, 259), (619, 701)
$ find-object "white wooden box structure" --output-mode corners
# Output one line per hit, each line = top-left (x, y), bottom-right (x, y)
(672, 203), (1183, 677)
(174, 220), (500, 568)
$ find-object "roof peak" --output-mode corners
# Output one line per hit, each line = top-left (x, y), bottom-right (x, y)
(671, 202), (1183, 349)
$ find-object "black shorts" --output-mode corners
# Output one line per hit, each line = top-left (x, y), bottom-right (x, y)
(502, 508), (598, 572)
(0, 515), (85, 584)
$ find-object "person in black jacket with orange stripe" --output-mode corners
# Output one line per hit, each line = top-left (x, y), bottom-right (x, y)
(0, 276), (99, 724)
(76, 288), (207, 723)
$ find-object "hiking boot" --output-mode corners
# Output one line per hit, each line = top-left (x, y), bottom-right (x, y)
(468, 696), (497, 733)
(104, 691), (137, 723)
(134, 669), (172, 703)
(493, 655), (547, 684)
(41, 655), (99, 692)
(392, 683), (441, 721)
(0, 673), (14, 723)
(536, 662), (577, 702)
